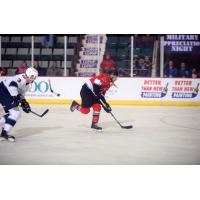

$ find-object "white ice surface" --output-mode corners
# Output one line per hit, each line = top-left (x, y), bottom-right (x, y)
(0, 105), (200, 164)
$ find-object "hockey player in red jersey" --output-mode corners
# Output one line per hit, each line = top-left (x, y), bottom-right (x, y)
(70, 70), (118, 131)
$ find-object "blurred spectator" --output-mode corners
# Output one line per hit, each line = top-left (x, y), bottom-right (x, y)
(34, 61), (47, 76)
(100, 52), (116, 73)
(144, 56), (152, 76)
(178, 62), (190, 78)
(191, 67), (198, 78)
(136, 57), (145, 69)
(135, 57), (148, 77)
(0, 66), (7, 76)
(15, 61), (29, 74)
(42, 35), (55, 48)
(46, 61), (62, 76)
(164, 60), (177, 78)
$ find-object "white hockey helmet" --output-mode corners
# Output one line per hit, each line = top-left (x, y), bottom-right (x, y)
(25, 67), (38, 80)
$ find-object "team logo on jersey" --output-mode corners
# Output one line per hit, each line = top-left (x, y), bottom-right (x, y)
(101, 77), (107, 84)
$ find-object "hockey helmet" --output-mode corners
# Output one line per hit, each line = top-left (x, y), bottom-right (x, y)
(25, 67), (38, 80)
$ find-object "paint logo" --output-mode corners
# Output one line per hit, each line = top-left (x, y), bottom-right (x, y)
(141, 80), (169, 98)
(172, 83), (199, 98)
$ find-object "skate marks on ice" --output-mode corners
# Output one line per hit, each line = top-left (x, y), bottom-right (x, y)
(14, 126), (62, 139)
(160, 114), (200, 131)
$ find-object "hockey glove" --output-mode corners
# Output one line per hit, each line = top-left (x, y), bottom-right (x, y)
(98, 95), (112, 113)
(21, 99), (31, 113)
(93, 84), (112, 113)
(104, 103), (112, 113)
(101, 101), (112, 113)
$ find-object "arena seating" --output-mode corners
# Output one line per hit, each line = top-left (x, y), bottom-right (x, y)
(1, 35), (153, 76)
(1, 35), (78, 72)
(106, 35), (154, 73)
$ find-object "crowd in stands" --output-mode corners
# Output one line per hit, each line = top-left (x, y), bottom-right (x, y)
(164, 60), (200, 78)
(0, 34), (199, 78)
(100, 52), (152, 77)
(99, 51), (200, 78)
(134, 56), (152, 77)
(100, 51), (152, 77)
(1, 56), (200, 78)
(100, 52), (131, 77)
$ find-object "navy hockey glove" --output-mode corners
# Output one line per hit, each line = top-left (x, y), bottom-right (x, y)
(102, 102), (112, 113)
(21, 99), (31, 113)
(105, 103), (112, 113)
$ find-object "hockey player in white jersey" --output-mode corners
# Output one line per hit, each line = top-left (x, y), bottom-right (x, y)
(0, 67), (38, 142)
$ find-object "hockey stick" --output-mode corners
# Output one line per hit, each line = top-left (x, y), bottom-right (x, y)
(90, 89), (133, 129)
(99, 99), (133, 129)
(48, 79), (61, 96)
(30, 109), (49, 118)
(109, 111), (133, 129)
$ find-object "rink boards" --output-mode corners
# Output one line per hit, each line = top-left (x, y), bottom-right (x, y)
(0, 76), (200, 106)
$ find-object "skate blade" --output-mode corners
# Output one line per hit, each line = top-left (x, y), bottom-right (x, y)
(8, 138), (15, 142)
(0, 137), (6, 142)
(70, 107), (76, 112)
(91, 129), (103, 133)
(0, 137), (15, 142)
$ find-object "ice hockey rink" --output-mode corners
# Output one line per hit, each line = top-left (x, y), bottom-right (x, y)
(0, 105), (200, 165)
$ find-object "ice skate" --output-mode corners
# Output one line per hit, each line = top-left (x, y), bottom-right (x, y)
(0, 129), (15, 142)
(91, 122), (102, 132)
(70, 100), (79, 112)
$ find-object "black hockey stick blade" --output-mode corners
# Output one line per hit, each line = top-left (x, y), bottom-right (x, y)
(30, 109), (49, 118)
(121, 125), (133, 129)
(40, 109), (49, 117)
(110, 112), (133, 129)
(98, 99), (133, 129)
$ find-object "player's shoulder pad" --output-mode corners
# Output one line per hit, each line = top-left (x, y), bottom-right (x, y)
(15, 74), (26, 84)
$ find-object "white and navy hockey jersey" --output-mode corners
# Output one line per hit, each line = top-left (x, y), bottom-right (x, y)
(1, 74), (31, 98)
